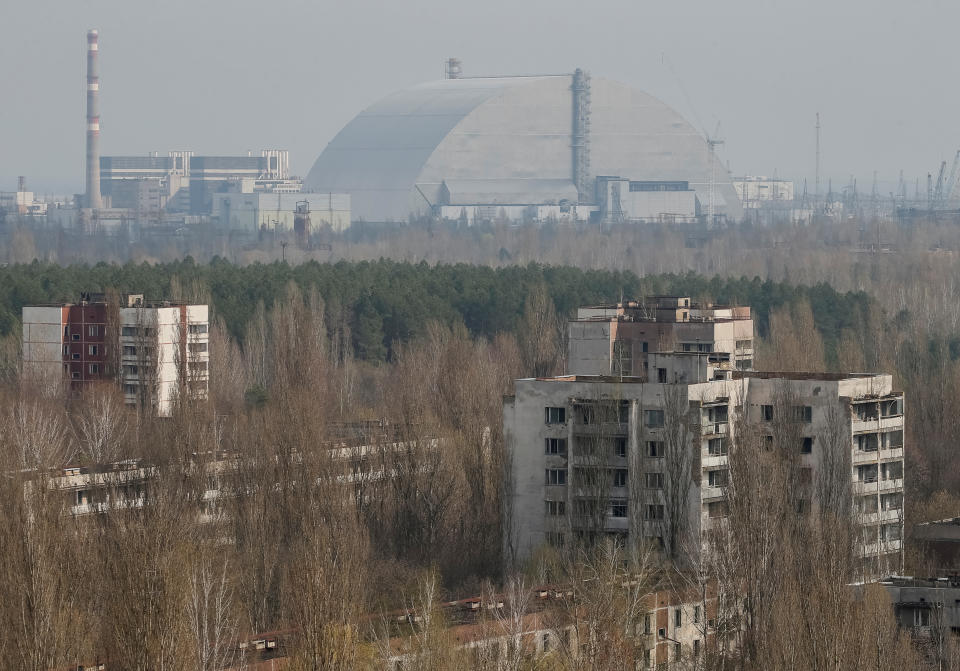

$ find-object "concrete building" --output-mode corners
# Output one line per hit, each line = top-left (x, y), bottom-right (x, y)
(212, 191), (351, 233)
(596, 178), (700, 225)
(22, 294), (209, 416)
(98, 150), (295, 215)
(503, 357), (904, 574)
(881, 576), (960, 645)
(733, 176), (795, 208)
(0, 177), (47, 216)
(568, 296), (755, 377)
(306, 73), (742, 223)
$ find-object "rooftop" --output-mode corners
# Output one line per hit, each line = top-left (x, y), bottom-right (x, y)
(732, 371), (881, 381)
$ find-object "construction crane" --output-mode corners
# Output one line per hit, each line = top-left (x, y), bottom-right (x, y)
(944, 150), (960, 206)
(705, 122), (724, 225)
(934, 160), (948, 205)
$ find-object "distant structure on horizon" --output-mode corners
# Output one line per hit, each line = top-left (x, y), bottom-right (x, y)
(85, 29), (102, 210)
(305, 68), (743, 225)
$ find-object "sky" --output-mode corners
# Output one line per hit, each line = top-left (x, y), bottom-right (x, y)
(2, 0), (958, 195)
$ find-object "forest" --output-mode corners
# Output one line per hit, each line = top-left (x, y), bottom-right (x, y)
(0, 239), (959, 668)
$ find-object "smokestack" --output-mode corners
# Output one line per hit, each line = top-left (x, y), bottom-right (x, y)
(85, 29), (102, 209)
(17, 176), (25, 193)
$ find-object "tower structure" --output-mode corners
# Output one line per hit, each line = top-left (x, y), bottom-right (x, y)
(571, 68), (592, 203)
(85, 29), (103, 210)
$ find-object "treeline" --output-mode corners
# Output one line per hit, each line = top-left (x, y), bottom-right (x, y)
(0, 259), (871, 362)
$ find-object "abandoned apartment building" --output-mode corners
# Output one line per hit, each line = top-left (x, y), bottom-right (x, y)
(21, 293), (209, 416)
(504, 297), (905, 577)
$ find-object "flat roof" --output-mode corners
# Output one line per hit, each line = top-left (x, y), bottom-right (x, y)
(732, 371), (879, 381)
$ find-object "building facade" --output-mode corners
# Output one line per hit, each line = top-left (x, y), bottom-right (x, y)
(504, 357), (904, 575)
(22, 294), (209, 416)
(568, 296), (755, 377)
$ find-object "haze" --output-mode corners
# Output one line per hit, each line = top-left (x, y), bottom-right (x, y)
(2, 0), (956, 193)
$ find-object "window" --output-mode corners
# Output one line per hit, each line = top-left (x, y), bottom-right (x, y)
(675, 608), (682, 627)
(694, 639), (701, 657)
(546, 532), (565, 548)
(609, 500), (627, 518)
(708, 469), (728, 487)
(613, 469), (628, 487)
(644, 613), (653, 635)
(706, 405), (728, 423)
(87, 345), (98, 356)
(859, 496), (879, 514)
(644, 504), (664, 520)
(674, 642), (682, 660)
(188, 324), (208, 335)
(858, 464), (879, 483)
(793, 405), (813, 422)
(645, 649), (654, 669)
(708, 437), (728, 456)
(855, 402), (879, 420)
(645, 410), (664, 428)
(72, 353), (80, 360)
(657, 368), (667, 383)
(71, 371), (80, 379)
(545, 407), (566, 424)
(708, 501), (728, 518)
(545, 500), (566, 516)
(883, 430), (903, 449)
(545, 438), (567, 455)
(641, 341), (649, 353)
(121, 326), (137, 337)
(914, 608), (931, 627)
(884, 524), (902, 541)
(542, 633), (550, 653)
(124, 384), (137, 394)
(614, 437), (627, 458)
(882, 461), (903, 481)
(189, 342), (208, 353)
(801, 437), (813, 454)
(761, 405), (773, 421)
(123, 345), (137, 356)
(645, 472), (664, 489)
(694, 605), (701, 624)
(546, 469), (567, 485)
(87, 325), (98, 336)
(75, 490), (90, 506)
(881, 398), (903, 417)
(736, 339), (752, 348)
(88, 364), (98, 375)
(72, 333), (80, 341)
(647, 441), (665, 457)
(881, 493), (903, 511)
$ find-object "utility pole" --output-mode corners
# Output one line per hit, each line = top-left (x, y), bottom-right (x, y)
(815, 113), (821, 205)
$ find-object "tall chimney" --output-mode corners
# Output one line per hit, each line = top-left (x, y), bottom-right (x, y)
(85, 29), (102, 209)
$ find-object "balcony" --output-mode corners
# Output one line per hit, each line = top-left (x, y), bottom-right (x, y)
(701, 422), (729, 437)
(701, 485), (727, 502)
(702, 453), (728, 469)
(853, 477), (903, 495)
(572, 422), (628, 437)
(852, 416), (903, 434)
(853, 449), (880, 465)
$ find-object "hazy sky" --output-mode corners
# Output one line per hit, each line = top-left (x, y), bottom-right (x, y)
(3, 0), (957, 195)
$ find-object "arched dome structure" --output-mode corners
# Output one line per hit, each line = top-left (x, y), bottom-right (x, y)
(305, 74), (742, 222)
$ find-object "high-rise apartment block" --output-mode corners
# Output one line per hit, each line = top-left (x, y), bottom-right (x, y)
(505, 298), (904, 576)
(22, 294), (208, 416)
(568, 296), (754, 377)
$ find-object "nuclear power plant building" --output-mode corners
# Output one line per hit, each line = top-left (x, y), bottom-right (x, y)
(305, 72), (743, 224)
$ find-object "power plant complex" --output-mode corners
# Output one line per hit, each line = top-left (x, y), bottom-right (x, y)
(306, 66), (742, 224)
(10, 31), (828, 232)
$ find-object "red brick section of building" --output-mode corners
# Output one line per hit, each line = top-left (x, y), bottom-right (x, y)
(62, 302), (108, 389)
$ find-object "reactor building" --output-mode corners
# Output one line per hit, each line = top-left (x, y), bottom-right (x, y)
(304, 69), (742, 224)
